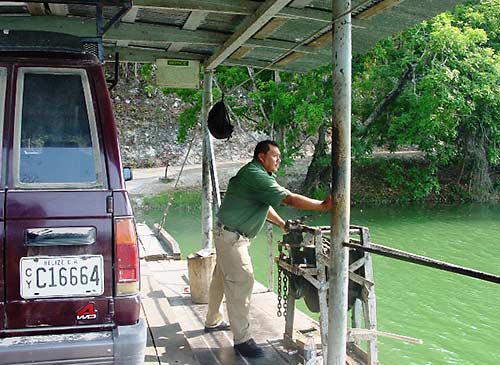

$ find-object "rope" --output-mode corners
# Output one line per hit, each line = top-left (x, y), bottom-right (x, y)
(157, 128), (198, 232)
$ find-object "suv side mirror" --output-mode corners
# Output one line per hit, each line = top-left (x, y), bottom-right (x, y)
(123, 167), (133, 181)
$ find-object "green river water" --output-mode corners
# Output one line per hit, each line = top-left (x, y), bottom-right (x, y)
(138, 203), (500, 365)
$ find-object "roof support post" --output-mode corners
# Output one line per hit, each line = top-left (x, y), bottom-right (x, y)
(328, 0), (351, 364)
(201, 70), (214, 249)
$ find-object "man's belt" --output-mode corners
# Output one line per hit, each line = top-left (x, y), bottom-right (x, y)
(217, 223), (249, 238)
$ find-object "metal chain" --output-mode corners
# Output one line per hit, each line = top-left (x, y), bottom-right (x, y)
(282, 270), (288, 317)
(276, 249), (291, 317)
(277, 264), (283, 317)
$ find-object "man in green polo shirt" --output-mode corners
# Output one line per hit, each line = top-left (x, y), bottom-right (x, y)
(204, 140), (331, 358)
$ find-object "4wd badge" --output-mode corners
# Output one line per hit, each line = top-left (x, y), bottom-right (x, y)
(76, 303), (97, 320)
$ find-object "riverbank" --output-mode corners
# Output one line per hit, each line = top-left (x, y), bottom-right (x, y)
(128, 155), (498, 208)
(113, 73), (499, 205)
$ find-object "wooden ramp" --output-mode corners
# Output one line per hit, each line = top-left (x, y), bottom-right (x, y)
(140, 258), (321, 365)
(136, 223), (175, 261)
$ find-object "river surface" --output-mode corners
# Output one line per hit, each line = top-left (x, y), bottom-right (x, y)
(138, 203), (500, 365)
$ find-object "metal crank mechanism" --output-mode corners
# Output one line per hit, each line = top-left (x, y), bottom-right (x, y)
(275, 222), (382, 365)
(276, 221), (467, 363)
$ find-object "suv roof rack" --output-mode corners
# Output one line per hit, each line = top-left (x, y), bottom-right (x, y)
(0, 0), (131, 62)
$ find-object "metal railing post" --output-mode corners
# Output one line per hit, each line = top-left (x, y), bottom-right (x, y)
(201, 71), (214, 249)
(267, 222), (274, 291)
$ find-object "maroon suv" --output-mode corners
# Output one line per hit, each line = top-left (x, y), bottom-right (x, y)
(0, 31), (145, 364)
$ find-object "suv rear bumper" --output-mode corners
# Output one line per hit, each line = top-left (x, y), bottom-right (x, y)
(0, 319), (146, 364)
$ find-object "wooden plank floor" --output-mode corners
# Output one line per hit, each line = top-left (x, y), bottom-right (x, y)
(140, 258), (321, 365)
(141, 260), (199, 365)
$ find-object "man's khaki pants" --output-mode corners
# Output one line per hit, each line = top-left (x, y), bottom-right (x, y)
(205, 226), (254, 345)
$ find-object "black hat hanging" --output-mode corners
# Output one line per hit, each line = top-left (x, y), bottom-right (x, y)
(207, 94), (234, 140)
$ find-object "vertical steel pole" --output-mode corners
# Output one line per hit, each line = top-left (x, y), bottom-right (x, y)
(95, 3), (104, 63)
(201, 71), (214, 249)
(267, 222), (274, 291)
(328, 0), (351, 363)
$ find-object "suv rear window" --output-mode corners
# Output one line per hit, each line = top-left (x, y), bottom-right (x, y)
(13, 68), (103, 188)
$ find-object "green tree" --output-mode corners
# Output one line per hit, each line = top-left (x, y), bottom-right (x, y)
(160, 65), (333, 188)
(247, 66), (332, 169)
(353, 0), (500, 200)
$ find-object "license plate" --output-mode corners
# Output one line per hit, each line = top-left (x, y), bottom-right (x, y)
(20, 255), (104, 299)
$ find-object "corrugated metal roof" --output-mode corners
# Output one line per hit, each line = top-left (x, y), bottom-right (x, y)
(0, 0), (469, 72)
(202, 13), (244, 34)
(138, 8), (188, 27)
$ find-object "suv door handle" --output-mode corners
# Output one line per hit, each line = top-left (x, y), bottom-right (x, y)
(25, 227), (96, 246)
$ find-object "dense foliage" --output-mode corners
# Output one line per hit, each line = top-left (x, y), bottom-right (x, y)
(354, 0), (500, 200)
(150, 0), (499, 202)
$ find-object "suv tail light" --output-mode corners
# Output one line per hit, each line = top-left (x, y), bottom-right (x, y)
(114, 217), (139, 296)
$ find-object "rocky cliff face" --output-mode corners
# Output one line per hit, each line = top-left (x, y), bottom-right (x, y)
(109, 71), (264, 168)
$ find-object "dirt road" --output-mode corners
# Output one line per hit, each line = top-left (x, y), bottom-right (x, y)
(126, 160), (247, 196)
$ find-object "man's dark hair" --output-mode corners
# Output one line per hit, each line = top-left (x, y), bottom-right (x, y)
(253, 140), (279, 160)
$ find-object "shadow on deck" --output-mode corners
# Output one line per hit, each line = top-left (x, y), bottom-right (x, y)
(140, 259), (320, 365)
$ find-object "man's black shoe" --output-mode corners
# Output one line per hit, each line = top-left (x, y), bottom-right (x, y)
(234, 338), (264, 358)
(204, 320), (231, 333)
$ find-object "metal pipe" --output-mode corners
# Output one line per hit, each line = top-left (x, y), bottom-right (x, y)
(267, 222), (274, 291)
(208, 149), (221, 212)
(201, 71), (214, 249)
(344, 241), (500, 285)
(95, 2), (104, 62)
(328, 0), (352, 363)
(102, 0), (132, 34)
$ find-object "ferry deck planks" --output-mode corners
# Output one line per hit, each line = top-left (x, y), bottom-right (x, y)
(140, 258), (321, 365)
